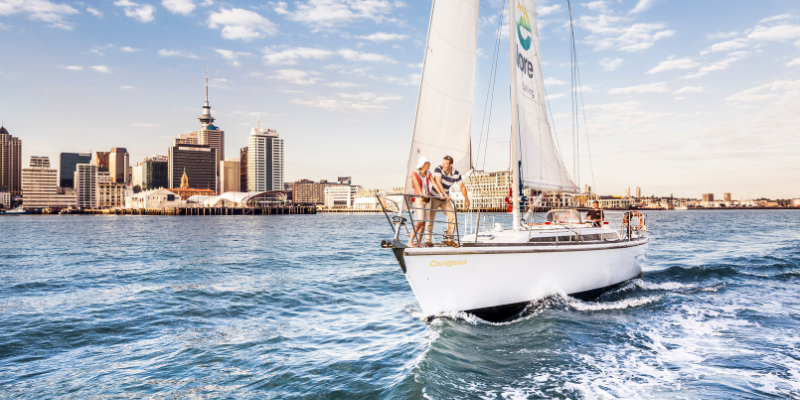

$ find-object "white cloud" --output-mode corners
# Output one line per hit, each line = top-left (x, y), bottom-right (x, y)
(577, 14), (674, 52)
(788, 58), (800, 67)
(114, 0), (156, 23)
(120, 86), (135, 89)
(86, 7), (102, 17)
(158, 49), (199, 58)
(357, 32), (408, 42)
(120, 46), (139, 52)
(759, 14), (797, 24)
(292, 91), (402, 111)
(707, 31), (738, 40)
(327, 81), (361, 88)
(207, 8), (276, 41)
(683, 52), (749, 79)
(700, 38), (749, 55)
(380, 73), (421, 86)
(64, 65), (83, 71)
(262, 47), (333, 65)
(407, 62), (422, 68)
(162, 0), (194, 15)
(747, 23), (800, 42)
(270, 69), (321, 85)
(214, 48), (251, 66)
(673, 86), (705, 94)
(630, 0), (656, 14)
(584, 1), (608, 12)
(0, 0), (79, 29)
(646, 56), (699, 74)
(609, 82), (669, 94)
(337, 48), (395, 63)
(537, 4), (561, 16)
(544, 77), (567, 85)
(598, 57), (623, 71)
(90, 65), (111, 73)
(546, 93), (565, 100)
(273, 0), (404, 30)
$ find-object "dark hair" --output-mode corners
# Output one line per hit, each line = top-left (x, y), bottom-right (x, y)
(593, 201), (599, 205)
(443, 155), (454, 163)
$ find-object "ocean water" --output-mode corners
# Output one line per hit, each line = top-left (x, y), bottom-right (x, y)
(1, 211), (799, 399)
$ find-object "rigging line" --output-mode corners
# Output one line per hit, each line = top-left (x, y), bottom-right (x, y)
(573, 39), (598, 200)
(567, 0), (577, 187)
(478, 0), (505, 172)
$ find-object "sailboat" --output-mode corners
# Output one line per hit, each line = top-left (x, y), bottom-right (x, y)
(379, 0), (648, 321)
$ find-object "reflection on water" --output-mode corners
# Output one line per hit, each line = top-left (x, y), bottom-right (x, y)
(1, 211), (799, 398)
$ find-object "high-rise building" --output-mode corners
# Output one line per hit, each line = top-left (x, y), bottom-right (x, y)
(109, 148), (129, 184)
(723, 193), (732, 202)
(247, 122), (284, 192)
(625, 187), (630, 198)
(220, 158), (240, 193)
(635, 186), (641, 198)
(75, 163), (98, 209)
(22, 156), (76, 208)
(59, 152), (91, 188)
(133, 156), (169, 190)
(293, 179), (337, 205)
(702, 193), (714, 202)
(240, 147), (248, 192)
(196, 71), (225, 164)
(93, 151), (110, 172)
(97, 170), (124, 209)
(0, 125), (22, 195)
(168, 143), (217, 190)
(174, 132), (198, 146)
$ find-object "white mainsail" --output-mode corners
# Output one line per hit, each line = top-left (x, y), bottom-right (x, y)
(405, 0), (480, 193)
(509, 0), (578, 195)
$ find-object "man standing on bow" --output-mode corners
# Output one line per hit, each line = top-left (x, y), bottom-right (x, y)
(426, 155), (470, 246)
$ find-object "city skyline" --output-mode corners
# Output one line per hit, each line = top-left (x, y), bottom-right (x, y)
(1, 0), (799, 198)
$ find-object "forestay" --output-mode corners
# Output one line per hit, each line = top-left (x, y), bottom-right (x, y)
(510, 0), (579, 194)
(405, 0), (479, 194)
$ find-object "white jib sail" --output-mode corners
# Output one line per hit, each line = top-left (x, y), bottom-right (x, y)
(405, 0), (480, 195)
(510, 0), (579, 194)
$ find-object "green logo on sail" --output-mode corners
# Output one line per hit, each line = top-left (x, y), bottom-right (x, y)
(517, 5), (532, 51)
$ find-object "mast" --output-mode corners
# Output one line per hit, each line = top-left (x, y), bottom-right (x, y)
(509, 1), (521, 231)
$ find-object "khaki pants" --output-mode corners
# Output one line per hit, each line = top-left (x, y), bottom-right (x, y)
(425, 197), (456, 243)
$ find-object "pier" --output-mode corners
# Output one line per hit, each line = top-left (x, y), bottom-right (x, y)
(26, 206), (317, 216)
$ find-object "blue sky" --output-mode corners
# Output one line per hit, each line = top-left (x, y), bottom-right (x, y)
(1, 0), (799, 199)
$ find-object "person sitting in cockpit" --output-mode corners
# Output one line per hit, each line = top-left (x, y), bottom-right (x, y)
(585, 201), (604, 227)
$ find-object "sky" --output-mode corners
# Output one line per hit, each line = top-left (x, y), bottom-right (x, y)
(1, 0), (799, 199)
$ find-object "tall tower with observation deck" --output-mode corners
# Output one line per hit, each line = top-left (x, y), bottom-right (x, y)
(196, 67), (224, 167)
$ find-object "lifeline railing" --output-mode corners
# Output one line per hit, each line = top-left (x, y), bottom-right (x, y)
(376, 193), (461, 247)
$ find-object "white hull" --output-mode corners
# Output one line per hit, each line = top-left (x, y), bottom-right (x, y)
(400, 239), (647, 317)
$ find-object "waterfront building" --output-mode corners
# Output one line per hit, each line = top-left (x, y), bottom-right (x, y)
(59, 152), (91, 188)
(724, 193), (732, 202)
(220, 158), (240, 193)
(196, 72), (225, 164)
(125, 188), (179, 209)
(109, 148), (129, 184)
(168, 143), (217, 191)
(173, 132), (198, 146)
(167, 170), (215, 200)
(132, 156), (169, 191)
(353, 189), (381, 210)
(323, 185), (353, 208)
(247, 122), (284, 192)
(0, 192), (9, 209)
(635, 187), (641, 198)
(22, 156), (76, 209)
(625, 187), (630, 198)
(97, 171), (124, 209)
(0, 125), (22, 195)
(239, 147), (248, 192)
(93, 151), (110, 172)
(74, 164), (97, 209)
(185, 191), (288, 208)
(292, 179), (337, 205)
(702, 193), (714, 202)
(598, 198), (634, 209)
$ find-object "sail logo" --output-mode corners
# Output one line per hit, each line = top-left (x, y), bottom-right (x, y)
(516, 4), (532, 51)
